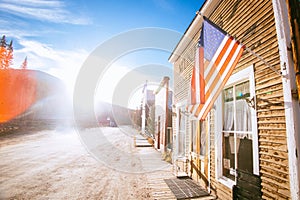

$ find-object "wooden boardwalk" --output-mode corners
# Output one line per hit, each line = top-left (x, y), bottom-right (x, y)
(136, 145), (215, 200)
(137, 146), (176, 199)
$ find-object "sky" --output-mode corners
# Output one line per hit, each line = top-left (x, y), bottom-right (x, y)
(0, 0), (203, 108)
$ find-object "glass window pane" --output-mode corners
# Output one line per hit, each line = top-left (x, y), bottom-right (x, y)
(237, 134), (253, 173)
(222, 132), (235, 181)
(224, 86), (233, 102)
(223, 101), (234, 131)
(191, 120), (197, 153)
(236, 100), (252, 131)
(223, 87), (234, 131)
(200, 121), (206, 156)
(235, 81), (250, 100)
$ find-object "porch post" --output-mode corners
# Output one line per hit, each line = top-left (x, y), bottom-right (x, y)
(272, 0), (300, 199)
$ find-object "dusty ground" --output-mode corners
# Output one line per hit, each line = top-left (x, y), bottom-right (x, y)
(0, 126), (158, 199)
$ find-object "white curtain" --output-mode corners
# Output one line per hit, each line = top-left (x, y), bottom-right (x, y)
(236, 100), (252, 132)
(224, 101), (234, 131)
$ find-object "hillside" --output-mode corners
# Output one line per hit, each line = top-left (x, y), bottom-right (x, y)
(0, 69), (72, 133)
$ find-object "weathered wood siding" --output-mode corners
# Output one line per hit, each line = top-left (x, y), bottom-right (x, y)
(173, 33), (197, 161)
(172, 0), (290, 199)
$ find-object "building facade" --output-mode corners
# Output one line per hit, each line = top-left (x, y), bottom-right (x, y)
(154, 77), (173, 156)
(169, 0), (300, 199)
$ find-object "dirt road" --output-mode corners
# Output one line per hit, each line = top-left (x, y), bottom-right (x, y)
(0, 127), (169, 199)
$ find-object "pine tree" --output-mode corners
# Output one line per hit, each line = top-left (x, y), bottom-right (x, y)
(0, 35), (6, 69)
(21, 56), (27, 69)
(0, 35), (13, 69)
(4, 40), (13, 69)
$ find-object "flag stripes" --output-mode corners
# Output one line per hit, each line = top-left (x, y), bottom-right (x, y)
(189, 24), (245, 120)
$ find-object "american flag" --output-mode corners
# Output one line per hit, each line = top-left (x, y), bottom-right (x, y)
(189, 17), (245, 120)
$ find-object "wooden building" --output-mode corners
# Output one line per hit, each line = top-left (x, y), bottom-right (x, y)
(154, 77), (173, 156)
(169, 0), (300, 199)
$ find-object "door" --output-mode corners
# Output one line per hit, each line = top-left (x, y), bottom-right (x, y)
(190, 120), (209, 188)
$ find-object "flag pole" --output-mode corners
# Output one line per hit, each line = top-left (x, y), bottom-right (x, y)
(196, 11), (283, 77)
(244, 46), (283, 77)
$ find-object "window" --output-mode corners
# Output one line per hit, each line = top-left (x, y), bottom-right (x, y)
(191, 120), (198, 153)
(200, 121), (206, 157)
(191, 120), (206, 156)
(215, 66), (259, 186)
(177, 106), (186, 157)
(222, 81), (253, 180)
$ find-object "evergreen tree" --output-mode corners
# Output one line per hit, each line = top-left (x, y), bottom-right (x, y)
(21, 56), (27, 69)
(0, 35), (13, 69)
(0, 35), (6, 69)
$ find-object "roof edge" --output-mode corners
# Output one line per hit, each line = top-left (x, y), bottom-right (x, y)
(168, 0), (220, 63)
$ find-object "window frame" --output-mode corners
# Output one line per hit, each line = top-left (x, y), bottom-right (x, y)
(176, 101), (187, 158)
(190, 119), (207, 159)
(215, 65), (259, 188)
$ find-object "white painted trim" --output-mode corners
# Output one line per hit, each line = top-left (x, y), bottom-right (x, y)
(272, 0), (300, 199)
(217, 177), (235, 189)
(175, 101), (188, 159)
(249, 66), (260, 176)
(226, 67), (251, 86)
(215, 95), (223, 180)
(207, 112), (211, 193)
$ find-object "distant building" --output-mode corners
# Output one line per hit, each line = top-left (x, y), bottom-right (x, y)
(153, 77), (173, 157)
(141, 85), (155, 136)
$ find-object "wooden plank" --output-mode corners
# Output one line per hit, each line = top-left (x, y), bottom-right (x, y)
(209, 0), (236, 23)
(260, 156), (289, 168)
(255, 87), (282, 96)
(238, 39), (279, 68)
(259, 136), (287, 143)
(229, 1), (272, 39)
(255, 78), (282, 91)
(260, 163), (289, 177)
(256, 72), (282, 85)
(260, 176), (290, 191)
(260, 159), (289, 170)
(256, 112), (285, 117)
(259, 133), (286, 138)
(258, 125), (286, 131)
(261, 185), (290, 199)
(260, 161), (289, 175)
(259, 147), (288, 156)
(258, 131), (286, 137)
(256, 101), (284, 108)
(256, 91), (283, 100)
(259, 135), (287, 142)
(254, 57), (280, 74)
(259, 144), (287, 151)
(257, 120), (286, 124)
(220, 1), (270, 38)
(259, 141), (287, 148)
